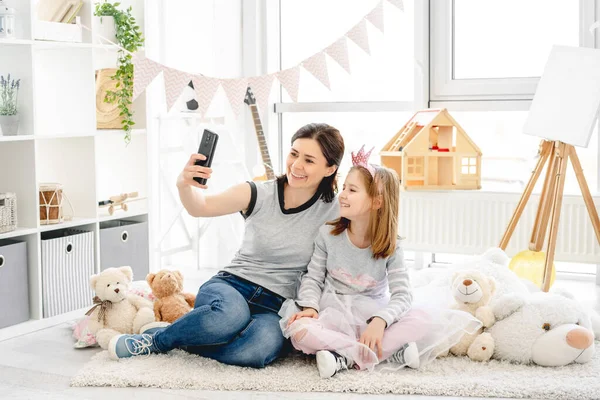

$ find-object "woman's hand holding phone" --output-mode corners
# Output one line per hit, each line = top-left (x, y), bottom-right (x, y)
(177, 153), (213, 189)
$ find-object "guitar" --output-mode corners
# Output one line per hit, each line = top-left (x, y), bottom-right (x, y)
(243, 87), (276, 181)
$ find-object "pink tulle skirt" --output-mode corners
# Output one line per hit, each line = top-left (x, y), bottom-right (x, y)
(279, 287), (481, 371)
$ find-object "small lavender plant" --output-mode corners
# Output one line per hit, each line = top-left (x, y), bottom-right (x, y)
(0, 74), (21, 116)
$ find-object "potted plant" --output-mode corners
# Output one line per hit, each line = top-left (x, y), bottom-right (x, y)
(0, 74), (20, 136)
(94, 1), (144, 144)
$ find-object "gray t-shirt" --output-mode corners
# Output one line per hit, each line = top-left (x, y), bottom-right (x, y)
(223, 179), (340, 299)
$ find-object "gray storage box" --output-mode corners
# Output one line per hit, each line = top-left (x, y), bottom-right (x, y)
(41, 229), (94, 318)
(100, 220), (149, 281)
(0, 240), (29, 328)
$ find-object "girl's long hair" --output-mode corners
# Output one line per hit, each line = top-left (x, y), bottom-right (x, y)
(328, 166), (400, 259)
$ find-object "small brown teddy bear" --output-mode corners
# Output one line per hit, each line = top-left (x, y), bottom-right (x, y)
(146, 269), (195, 323)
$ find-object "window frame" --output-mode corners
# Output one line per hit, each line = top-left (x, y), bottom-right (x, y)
(429, 0), (597, 104)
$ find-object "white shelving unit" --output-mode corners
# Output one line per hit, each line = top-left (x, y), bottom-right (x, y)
(0, 0), (149, 341)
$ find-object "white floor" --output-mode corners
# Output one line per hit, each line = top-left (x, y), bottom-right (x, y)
(0, 274), (598, 400)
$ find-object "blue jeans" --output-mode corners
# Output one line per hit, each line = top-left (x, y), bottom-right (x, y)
(152, 271), (288, 368)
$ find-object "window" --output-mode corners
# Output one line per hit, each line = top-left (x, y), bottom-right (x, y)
(280, 0), (415, 102)
(461, 157), (477, 175)
(430, 0), (591, 102)
(407, 157), (424, 176)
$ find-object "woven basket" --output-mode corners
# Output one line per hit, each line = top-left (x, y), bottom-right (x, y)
(0, 192), (17, 233)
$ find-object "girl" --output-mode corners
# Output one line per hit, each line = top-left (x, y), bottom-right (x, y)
(280, 146), (481, 378)
(108, 123), (345, 368)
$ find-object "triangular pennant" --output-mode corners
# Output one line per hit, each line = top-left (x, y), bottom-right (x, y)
(325, 38), (351, 74)
(191, 76), (221, 117)
(248, 74), (275, 115)
(302, 52), (331, 90)
(132, 55), (163, 101)
(163, 67), (191, 111)
(366, 1), (385, 33)
(277, 67), (301, 102)
(346, 19), (370, 55)
(387, 0), (404, 11)
(221, 78), (248, 116)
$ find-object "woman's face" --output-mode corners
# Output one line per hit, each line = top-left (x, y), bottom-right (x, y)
(285, 138), (336, 190)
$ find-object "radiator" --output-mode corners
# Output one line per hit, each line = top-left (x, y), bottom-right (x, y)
(399, 191), (600, 264)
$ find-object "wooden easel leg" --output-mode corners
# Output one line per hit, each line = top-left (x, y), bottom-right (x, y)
(499, 140), (552, 250)
(530, 142), (558, 251)
(569, 146), (600, 246)
(542, 143), (568, 292)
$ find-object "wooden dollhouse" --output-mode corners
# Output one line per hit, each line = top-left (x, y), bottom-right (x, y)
(380, 108), (482, 191)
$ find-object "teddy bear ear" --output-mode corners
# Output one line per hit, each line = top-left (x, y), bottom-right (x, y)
(89, 274), (99, 290)
(550, 287), (575, 300)
(146, 273), (156, 285)
(492, 293), (526, 321)
(174, 270), (183, 281)
(119, 266), (133, 282)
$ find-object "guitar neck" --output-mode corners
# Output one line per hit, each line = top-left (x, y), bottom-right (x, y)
(250, 105), (275, 180)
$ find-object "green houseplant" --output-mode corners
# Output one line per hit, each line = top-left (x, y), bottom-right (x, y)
(94, 1), (144, 144)
(0, 74), (20, 136)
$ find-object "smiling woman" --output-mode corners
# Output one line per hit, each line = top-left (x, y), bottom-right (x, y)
(107, 123), (346, 369)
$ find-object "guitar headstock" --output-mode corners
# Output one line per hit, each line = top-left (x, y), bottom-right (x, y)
(244, 86), (256, 106)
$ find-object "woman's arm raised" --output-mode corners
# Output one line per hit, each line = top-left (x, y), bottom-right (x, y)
(176, 153), (252, 218)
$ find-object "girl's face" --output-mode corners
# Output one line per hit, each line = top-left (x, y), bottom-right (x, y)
(285, 138), (336, 190)
(339, 169), (373, 220)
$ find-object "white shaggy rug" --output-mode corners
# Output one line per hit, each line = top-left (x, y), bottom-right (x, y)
(72, 343), (600, 399)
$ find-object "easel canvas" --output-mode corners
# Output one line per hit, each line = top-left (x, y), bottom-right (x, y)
(501, 45), (600, 291)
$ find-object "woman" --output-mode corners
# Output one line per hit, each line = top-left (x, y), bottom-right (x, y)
(108, 123), (345, 368)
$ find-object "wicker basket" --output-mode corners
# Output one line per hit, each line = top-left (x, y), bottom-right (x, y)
(0, 192), (17, 233)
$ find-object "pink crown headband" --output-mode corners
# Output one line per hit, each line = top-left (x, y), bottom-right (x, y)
(351, 145), (377, 177)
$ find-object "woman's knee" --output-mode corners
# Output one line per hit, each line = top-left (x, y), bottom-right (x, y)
(193, 280), (251, 335)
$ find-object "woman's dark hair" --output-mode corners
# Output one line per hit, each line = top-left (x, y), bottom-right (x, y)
(277, 123), (345, 202)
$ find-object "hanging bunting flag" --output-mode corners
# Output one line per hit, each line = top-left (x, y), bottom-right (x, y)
(346, 20), (370, 55)
(277, 67), (301, 102)
(366, 1), (385, 33)
(387, 0), (404, 11)
(163, 67), (192, 111)
(128, 0), (403, 111)
(191, 76), (221, 117)
(325, 38), (351, 74)
(248, 74), (275, 114)
(132, 55), (163, 101)
(221, 78), (249, 116)
(302, 52), (331, 90)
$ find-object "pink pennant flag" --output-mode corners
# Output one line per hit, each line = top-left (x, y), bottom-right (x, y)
(191, 76), (221, 117)
(346, 20), (370, 55)
(277, 67), (300, 102)
(325, 38), (351, 74)
(221, 78), (248, 116)
(387, 0), (404, 11)
(302, 52), (331, 90)
(163, 67), (191, 111)
(133, 55), (163, 101)
(366, 1), (385, 33)
(248, 74), (275, 114)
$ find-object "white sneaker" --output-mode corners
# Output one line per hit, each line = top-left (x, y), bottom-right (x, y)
(316, 350), (350, 378)
(388, 342), (420, 369)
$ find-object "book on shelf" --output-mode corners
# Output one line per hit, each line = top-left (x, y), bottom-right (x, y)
(36, 0), (83, 24)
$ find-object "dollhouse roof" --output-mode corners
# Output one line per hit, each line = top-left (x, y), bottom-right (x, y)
(398, 108), (482, 155)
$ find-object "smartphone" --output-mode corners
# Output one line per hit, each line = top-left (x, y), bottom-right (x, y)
(194, 129), (219, 185)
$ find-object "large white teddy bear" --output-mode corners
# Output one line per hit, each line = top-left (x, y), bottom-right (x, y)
(87, 266), (156, 349)
(488, 290), (600, 366)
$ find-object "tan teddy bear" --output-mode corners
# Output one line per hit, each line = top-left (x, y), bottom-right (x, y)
(447, 270), (497, 362)
(146, 269), (195, 323)
(87, 266), (156, 349)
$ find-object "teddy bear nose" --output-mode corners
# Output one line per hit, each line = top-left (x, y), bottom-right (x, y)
(463, 279), (473, 286)
(114, 288), (120, 294)
(566, 328), (593, 349)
